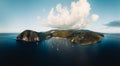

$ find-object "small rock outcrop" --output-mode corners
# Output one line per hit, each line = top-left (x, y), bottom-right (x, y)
(16, 30), (40, 42)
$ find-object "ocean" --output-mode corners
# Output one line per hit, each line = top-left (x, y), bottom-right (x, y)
(0, 33), (120, 66)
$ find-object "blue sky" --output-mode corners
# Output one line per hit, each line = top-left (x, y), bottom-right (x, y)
(0, 0), (120, 33)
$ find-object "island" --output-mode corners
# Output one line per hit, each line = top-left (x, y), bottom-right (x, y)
(16, 30), (104, 45)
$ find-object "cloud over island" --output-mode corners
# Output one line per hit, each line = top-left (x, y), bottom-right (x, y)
(38, 0), (99, 30)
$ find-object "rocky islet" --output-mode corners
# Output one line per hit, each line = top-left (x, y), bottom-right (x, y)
(16, 30), (104, 45)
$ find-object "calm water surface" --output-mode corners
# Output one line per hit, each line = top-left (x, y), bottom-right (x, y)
(0, 33), (120, 66)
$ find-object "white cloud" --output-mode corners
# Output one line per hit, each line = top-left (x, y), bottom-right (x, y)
(91, 14), (99, 22)
(38, 0), (99, 29)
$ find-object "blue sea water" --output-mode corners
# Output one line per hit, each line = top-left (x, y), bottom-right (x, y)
(0, 33), (120, 66)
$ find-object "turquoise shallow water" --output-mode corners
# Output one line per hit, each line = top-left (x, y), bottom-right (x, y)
(0, 33), (120, 66)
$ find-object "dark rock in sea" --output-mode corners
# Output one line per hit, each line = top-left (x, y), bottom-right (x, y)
(16, 30), (41, 42)
(17, 30), (104, 45)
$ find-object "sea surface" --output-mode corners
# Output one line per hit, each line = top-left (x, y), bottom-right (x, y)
(0, 33), (120, 66)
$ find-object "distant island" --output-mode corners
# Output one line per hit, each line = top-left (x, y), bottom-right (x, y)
(16, 30), (104, 45)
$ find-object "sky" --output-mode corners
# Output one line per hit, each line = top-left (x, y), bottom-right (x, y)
(0, 0), (120, 33)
